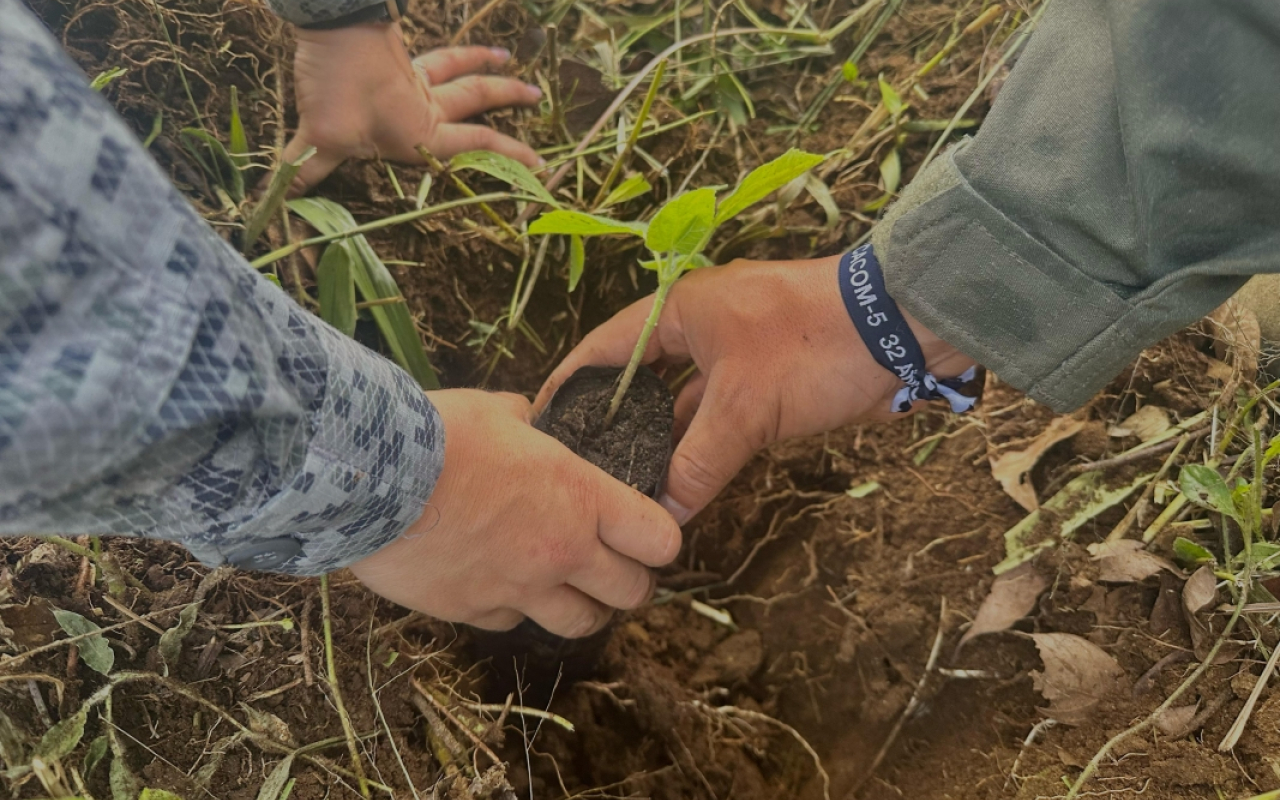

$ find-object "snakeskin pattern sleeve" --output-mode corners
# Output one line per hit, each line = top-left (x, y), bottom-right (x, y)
(0, 0), (445, 575)
(262, 0), (379, 26)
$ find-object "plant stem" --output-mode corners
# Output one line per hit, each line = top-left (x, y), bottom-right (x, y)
(319, 575), (370, 799)
(591, 61), (667, 209)
(606, 277), (674, 425)
(251, 193), (525, 268)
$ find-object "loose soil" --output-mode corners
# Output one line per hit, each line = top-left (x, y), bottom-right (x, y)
(535, 365), (675, 499)
(4, 1), (1278, 800)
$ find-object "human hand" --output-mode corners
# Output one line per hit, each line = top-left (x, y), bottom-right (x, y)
(283, 22), (543, 194)
(348, 389), (681, 637)
(536, 255), (973, 524)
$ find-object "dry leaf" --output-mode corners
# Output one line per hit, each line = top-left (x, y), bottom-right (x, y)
(1030, 633), (1126, 726)
(1183, 565), (1219, 616)
(1108, 405), (1171, 442)
(959, 563), (1048, 647)
(240, 703), (297, 748)
(1090, 540), (1179, 583)
(558, 61), (616, 135)
(990, 416), (1085, 511)
(1155, 702), (1199, 737)
(1183, 565), (1225, 659)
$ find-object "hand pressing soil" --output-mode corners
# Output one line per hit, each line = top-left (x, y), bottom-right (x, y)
(474, 366), (675, 702)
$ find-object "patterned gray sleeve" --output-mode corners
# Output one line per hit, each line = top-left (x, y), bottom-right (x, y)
(262, 0), (384, 26)
(0, 0), (445, 576)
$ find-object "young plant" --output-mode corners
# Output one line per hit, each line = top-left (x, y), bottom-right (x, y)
(530, 148), (825, 422)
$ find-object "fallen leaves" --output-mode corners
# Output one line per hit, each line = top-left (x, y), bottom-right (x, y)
(1090, 540), (1179, 584)
(959, 563), (1047, 647)
(1030, 633), (1126, 726)
(1108, 405), (1172, 442)
(990, 416), (1085, 512)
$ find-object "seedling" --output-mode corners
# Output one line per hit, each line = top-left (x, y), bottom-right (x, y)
(530, 148), (825, 422)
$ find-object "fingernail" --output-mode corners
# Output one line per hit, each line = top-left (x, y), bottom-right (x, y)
(490, 47), (511, 60)
(658, 493), (693, 526)
(526, 83), (544, 100)
(536, 156), (547, 167)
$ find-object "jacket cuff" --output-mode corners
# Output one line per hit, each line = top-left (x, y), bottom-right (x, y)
(183, 325), (444, 576)
(263, 0), (382, 27)
(871, 144), (1221, 412)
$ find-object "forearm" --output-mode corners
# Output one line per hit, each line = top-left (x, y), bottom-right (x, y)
(873, 0), (1280, 410)
(0, 0), (443, 575)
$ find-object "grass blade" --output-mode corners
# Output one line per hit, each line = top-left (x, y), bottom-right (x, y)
(228, 85), (249, 169)
(289, 198), (440, 389)
(241, 147), (314, 254)
(317, 242), (358, 337)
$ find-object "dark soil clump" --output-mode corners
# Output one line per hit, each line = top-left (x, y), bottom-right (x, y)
(535, 365), (675, 498)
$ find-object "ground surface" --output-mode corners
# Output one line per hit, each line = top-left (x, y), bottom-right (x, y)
(4, 1), (1280, 799)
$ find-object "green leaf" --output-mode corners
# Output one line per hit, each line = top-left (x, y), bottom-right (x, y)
(140, 789), (187, 800)
(804, 174), (841, 229)
(1251, 541), (1280, 569)
(880, 148), (902, 194)
(243, 147), (313, 254)
(601, 174), (652, 208)
(142, 110), (163, 149)
(841, 61), (859, 83)
(316, 243), (358, 337)
(158, 602), (201, 677)
(288, 198), (439, 389)
(54, 609), (114, 675)
(35, 705), (88, 762)
(111, 751), (140, 800)
(1263, 433), (1280, 468)
(529, 209), (647, 238)
(84, 735), (110, 776)
(90, 66), (128, 91)
(1179, 464), (1240, 521)
(685, 253), (714, 270)
(228, 85), (249, 169)
(846, 481), (880, 499)
(255, 755), (295, 800)
(878, 74), (904, 116)
(862, 148), (902, 212)
(1172, 536), (1216, 568)
(0, 708), (28, 770)
(179, 128), (245, 203)
(714, 149), (825, 226)
(646, 188), (716, 255)
(567, 235), (585, 292)
(449, 150), (557, 207)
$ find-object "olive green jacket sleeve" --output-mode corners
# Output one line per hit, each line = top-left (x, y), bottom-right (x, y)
(871, 0), (1280, 411)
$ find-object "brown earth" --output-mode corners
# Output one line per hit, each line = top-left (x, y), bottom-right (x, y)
(4, 1), (1279, 799)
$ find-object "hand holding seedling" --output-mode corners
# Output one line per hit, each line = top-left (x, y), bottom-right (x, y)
(283, 22), (542, 194)
(538, 257), (974, 524)
(349, 389), (682, 637)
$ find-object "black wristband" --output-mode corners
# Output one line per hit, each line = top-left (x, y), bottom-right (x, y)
(300, 0), (407, 30)
(838, 244), (976, 413)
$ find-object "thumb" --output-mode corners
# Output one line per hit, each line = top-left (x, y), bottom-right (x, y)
(658, 371), (765, 525)
(281, 135), (345, 198)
